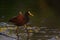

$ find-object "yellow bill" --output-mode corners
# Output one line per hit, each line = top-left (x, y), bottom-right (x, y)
(28, 11), (34, 16)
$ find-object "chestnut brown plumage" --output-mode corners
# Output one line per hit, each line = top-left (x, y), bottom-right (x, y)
(9, 11), (33, 26)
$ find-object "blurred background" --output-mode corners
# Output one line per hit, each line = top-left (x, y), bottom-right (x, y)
(0, 0), (60, 27)
(0, 0), (60, 40)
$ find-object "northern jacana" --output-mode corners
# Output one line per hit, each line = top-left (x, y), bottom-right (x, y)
(9, 11), (34, 40)
(9, 11), (34, 26)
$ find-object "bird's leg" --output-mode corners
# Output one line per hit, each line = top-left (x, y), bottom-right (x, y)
(24, 24), (30, 40)
(24, 24), (27, 28)
(16, 26), (20, 40)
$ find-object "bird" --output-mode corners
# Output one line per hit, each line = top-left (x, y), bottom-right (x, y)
(9, 11), (34, 40)
(9, 11), (34, 26)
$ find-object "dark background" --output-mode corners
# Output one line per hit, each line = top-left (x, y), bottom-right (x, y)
(0, 0), (60, 27)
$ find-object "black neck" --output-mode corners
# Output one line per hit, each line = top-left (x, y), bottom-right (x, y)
(24, 13), (29, 21)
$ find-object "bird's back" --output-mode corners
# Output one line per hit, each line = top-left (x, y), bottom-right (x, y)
(9, 14), (29, 26)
